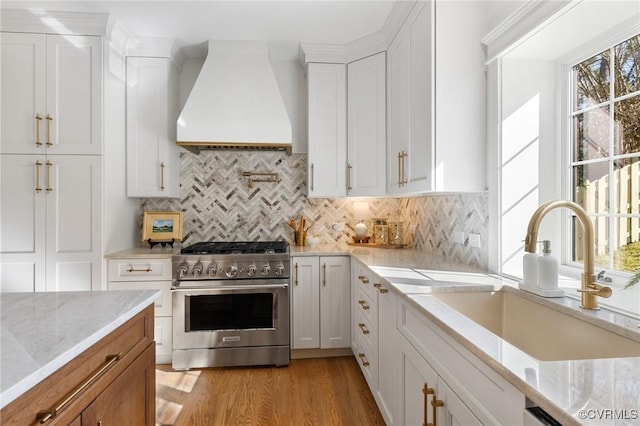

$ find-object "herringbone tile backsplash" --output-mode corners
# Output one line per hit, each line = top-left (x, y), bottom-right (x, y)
(142, 151), (488, 268)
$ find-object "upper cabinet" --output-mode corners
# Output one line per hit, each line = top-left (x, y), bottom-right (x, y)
(306, 62), (347, 198)
(347, 52), (387, 197)
(126, 55), (180, 198)
(386, 1), (433, 195)
(0, 32), (103, 156)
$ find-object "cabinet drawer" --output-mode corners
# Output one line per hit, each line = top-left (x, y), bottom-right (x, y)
(108, 258), (171, 281)
(355, 308), (375, 349)
(154, 316), (173, 364)
(353, 332), (376, 388)
(355, 286), (376, 322)
(108, 280), (172, 317)
(0, 305), (154, 425)
(355, 267), (376, 300)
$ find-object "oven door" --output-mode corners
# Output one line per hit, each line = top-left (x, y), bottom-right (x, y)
(172, 281), (289, 350)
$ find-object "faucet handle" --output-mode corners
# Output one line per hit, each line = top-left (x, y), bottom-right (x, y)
(578, 283), (612, 298)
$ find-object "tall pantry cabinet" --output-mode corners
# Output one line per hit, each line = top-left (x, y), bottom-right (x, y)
(0, 30), (103, 292)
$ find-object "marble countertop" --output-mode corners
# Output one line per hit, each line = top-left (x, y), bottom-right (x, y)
(105, 246), (179, 259)
(0, 290), (160, 409)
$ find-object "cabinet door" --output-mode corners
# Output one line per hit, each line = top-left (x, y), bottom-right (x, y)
(399, 334), (438, 426)
(126, 57), (180, 198)
(46, 35), (102, 155)
(307, 63), (347, 197)
(0, 155), (46, 292)
(291, 256), (320, 348)
(438, 378), (482, 426)
(45, 155), (102, 291)
(376, 281), (399, 425)
(320, 256), (351, 348)
(0, 33), (46, 154)
(81, 344), (155, 426)
(347, 52), (386, 196)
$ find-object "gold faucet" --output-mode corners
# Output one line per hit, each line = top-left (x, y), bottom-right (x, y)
(525, 200), (612, 310)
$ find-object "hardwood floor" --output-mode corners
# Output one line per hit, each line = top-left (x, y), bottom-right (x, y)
(156, 356), (385, 426)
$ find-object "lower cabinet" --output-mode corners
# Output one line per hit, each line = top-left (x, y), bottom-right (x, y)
(291, 255), (351, 349)
(107, 257), (173, 364)
(0, 305), (155, 425)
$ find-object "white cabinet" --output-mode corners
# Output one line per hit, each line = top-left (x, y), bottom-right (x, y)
(386, 1), (433, 195)
(306, 63), (347, 197)
(126, 56), (180, 198)
(376, 279), (399, 424)
(0, 154), (102, 292)
(347, 52), (386, 196)
(291, 255), (351, 349)
(1, 32), (102, 155)
(108, 257), (173, 364)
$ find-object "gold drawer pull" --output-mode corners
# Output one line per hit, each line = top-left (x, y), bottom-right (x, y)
(373, 283), (389, 294)
(358, 300), (370, 310)
(423, 384), (434, 426)
(358, 275), (370, 284)
(37, 353), (121, 423)
(126, 265), (152, 273)
(358, 353), (370, 367)
(358, 323), (370, 335)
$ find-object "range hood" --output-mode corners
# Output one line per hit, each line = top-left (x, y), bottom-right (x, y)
(177, 40), (292, 155)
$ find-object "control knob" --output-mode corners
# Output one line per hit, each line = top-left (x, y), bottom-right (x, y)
(275, 263), (285, 276)
(247, 264), (257, 276)
(206, 264), (217, 277)
(177, 261), (189, 279)
(261, 264), (271, 276)
(192, 261), (203, 277)
(225, 265), (238, 278)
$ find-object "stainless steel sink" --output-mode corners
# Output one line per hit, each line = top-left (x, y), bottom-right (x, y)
(431, 290), (640, 361)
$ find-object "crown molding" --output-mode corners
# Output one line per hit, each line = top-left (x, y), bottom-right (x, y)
(1, 8), (108, 35)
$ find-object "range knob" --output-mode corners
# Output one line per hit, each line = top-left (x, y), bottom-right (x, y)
(225, 265), (238, 278)
(206, 264), (217, 277)
(192, 261), (203, 277)
(261, 264), (271, 276)
(247, 264), (257, 276)
(177, 261), (189, 279)
(275, 263), (285, 276)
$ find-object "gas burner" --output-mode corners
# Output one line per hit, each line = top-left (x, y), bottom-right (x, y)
(181, 241), (288, 255)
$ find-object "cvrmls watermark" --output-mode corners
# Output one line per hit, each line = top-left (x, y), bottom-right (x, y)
(578, 409), (639, 421)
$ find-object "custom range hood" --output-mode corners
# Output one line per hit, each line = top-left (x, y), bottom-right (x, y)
(177, 40), (292, 155)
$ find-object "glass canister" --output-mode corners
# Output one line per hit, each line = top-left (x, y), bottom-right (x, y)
(388, 221), (404, 245)
(373, 218), (388, 245)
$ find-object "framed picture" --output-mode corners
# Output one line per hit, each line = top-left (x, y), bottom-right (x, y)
(141, 211), (183, 242)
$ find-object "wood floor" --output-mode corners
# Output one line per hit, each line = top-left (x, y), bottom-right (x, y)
(156, 356), (385, 426)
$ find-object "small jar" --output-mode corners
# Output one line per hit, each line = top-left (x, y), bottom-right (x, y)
(374, 224), (388, 245)
(388, 221), (404, 245)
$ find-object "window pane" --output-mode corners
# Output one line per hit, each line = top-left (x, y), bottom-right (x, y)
(574, 162), (609, 213)
(612, 217), (640, 272)
(613, 95), (640, 155)
(574, 50), (610, 111)
(614, 157), (640, 214)
(573, 215), (608, 269)
(614, 34), (640, 97)
(573, 106), (610, 161)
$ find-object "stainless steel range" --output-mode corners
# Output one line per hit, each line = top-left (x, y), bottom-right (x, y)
(171, 241), (290, 370)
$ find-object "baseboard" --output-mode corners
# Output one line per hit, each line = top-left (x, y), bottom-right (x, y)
(291, 348), (353, 359)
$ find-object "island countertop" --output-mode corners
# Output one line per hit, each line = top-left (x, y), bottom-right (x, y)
(0, 290), (160, 409)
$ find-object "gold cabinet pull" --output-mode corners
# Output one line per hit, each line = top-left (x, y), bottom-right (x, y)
(45, 114), (53, 146)
(373, 283), (389, 294)
(45, 160), (52, 192)
(310, 163), (315, 191)
(397, 151), (402, 186)
(358, 275), (370, 284)
(294, 262), (299, 286)
(358, 353), (370, 367)
(423, 384), (435, 426)
(399, 150), (408, 186)
(126, 265), (152, 273)
(322, 263), (327, 287)
(35, 114), (43, 147)
(430, 395), (444, 426)
(160, 162), (165, 191)
(35, 160), (42, 192)
(37, 353), (121, 424)
(358, 299), (370, 310)
(347, 163), (353, 191)
(358, 322), (370, 335)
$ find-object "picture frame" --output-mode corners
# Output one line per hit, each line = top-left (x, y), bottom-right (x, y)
(141, 211), (183, 242)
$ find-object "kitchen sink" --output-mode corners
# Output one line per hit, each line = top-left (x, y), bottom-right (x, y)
(431, 290), (640, 361)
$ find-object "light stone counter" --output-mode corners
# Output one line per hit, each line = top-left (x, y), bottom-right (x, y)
(105, 246), (179, 259)
(0, 290), (160, 409)
(293, 243), (640, 425)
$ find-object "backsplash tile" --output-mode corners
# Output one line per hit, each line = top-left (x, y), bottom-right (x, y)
(141, 151), (488, 268)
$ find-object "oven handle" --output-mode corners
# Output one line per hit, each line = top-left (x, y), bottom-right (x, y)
(171, 284), (288, 293)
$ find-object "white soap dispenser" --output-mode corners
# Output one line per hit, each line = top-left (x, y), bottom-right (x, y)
(537, 240), (558, 290)
(522, 243), (541, 288)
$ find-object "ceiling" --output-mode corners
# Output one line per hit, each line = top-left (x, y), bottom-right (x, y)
(1, 1), (397, 55)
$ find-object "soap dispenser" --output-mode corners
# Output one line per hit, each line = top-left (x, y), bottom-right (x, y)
(537, 240), (558, 290)
(522, 244), (540, 287)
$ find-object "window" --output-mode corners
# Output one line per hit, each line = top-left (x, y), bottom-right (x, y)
(570, 34), (640, 273)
